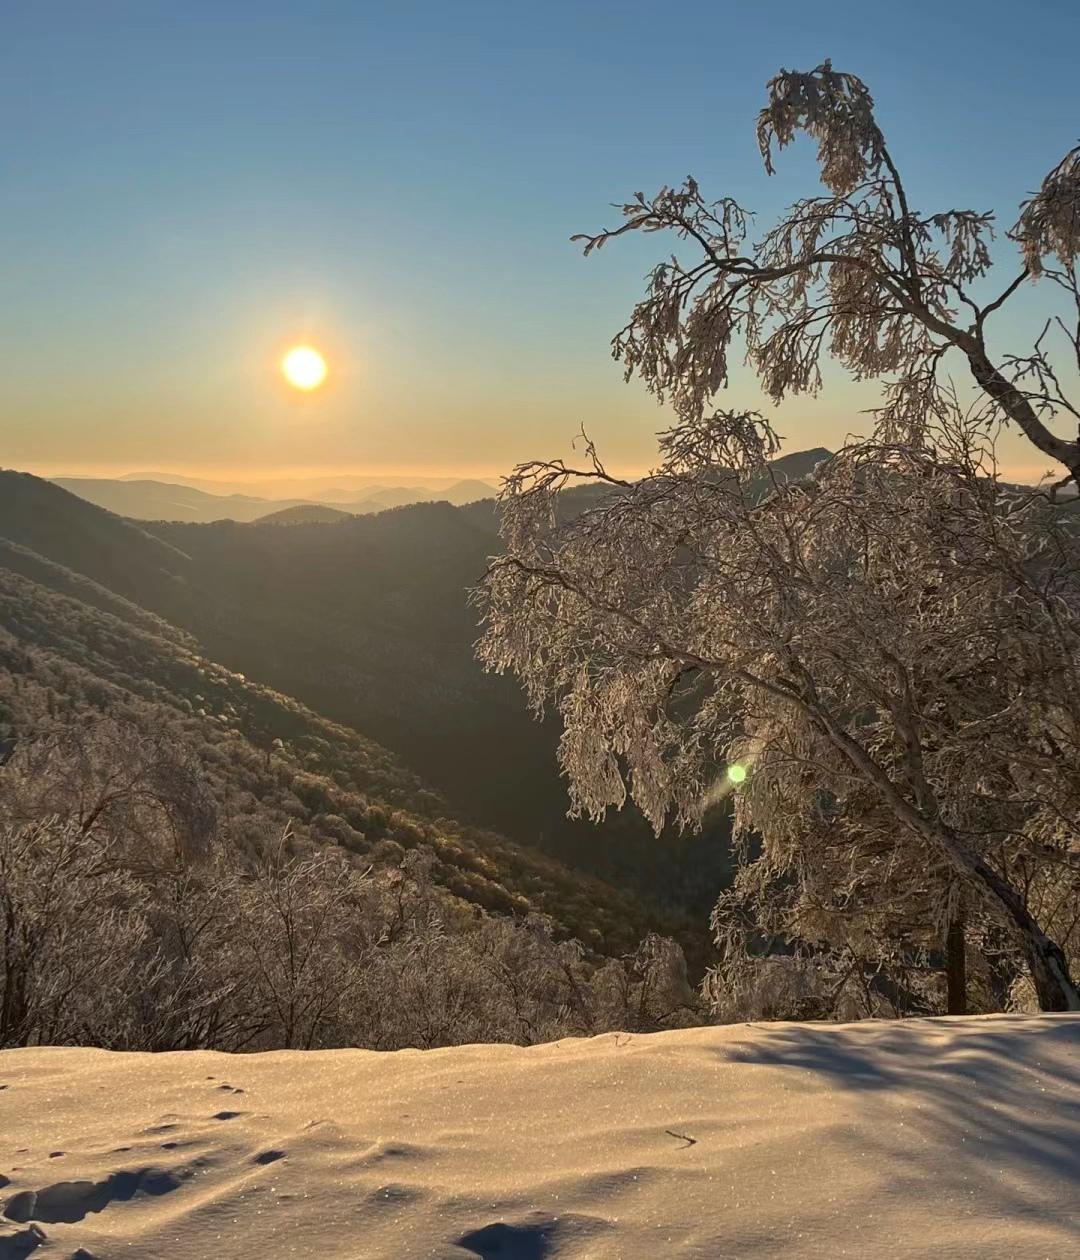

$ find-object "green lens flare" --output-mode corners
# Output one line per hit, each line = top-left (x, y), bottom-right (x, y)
(727, 763), (747, 785)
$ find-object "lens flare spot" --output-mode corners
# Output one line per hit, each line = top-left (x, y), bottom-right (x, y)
(727, 763), (748, 785)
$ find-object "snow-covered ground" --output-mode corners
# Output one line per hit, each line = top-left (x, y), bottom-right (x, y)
(2, 1015), (1078, 1259)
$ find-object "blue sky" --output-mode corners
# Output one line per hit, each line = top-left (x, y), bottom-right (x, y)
(3, 0), (1078, 479)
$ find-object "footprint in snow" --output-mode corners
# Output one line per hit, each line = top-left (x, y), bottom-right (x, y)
(0, 1221), (46, 1258)
(3, 1169), (182, 1225)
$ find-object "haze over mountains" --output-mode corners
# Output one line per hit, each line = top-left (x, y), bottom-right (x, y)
(115, 471), (499, 498)
(50, 475), (499, 524)
(46, 452), (836, 527)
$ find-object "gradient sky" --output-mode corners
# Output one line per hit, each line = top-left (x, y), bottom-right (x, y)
(3, 0), (1079, 481)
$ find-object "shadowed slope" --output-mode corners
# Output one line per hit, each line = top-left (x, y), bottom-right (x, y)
(0, 551), (658, 954)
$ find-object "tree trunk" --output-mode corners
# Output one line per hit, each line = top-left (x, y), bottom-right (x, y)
(962, 853), (1079, 1011)
(965, 347), (1080, 482)
(1020, 926), (1079, 1013)
(945, 913), (967, 1015)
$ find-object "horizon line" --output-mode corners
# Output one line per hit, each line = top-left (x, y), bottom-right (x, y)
(10, 455), (1066, 489)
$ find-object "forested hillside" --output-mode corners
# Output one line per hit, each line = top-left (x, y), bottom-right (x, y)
(0, 470), (191, 603)
(156, 502), (739, 916)
(145, 450), (829, 909)
(0, 468), (738, 922)
(0, 541), (669, 958)
(0, 457), (825, 931)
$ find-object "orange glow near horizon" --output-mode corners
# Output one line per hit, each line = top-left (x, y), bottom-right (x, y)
(19, 456), (1066, 489)
(281, 345), (328, 391)
(21, 460), (517, 483)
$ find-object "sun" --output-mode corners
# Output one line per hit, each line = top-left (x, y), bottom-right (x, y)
(281, 345), (327, 391)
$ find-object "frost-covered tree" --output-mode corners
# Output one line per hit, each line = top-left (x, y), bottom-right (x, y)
(573, 61), (1080, 490)
(0, 719), (703, 1049)
(477, 64), (1080, 1014)
(0, 819), (156, 1046)
(479, 431), (1080, 1013)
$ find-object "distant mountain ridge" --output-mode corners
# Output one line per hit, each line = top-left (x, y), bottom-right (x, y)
(51, 476), (500, 523)
(769, 446), (831, 480)
(51, 455), (825, 526)
(256, 504), (355, 524)
(116, 471), (498, 496)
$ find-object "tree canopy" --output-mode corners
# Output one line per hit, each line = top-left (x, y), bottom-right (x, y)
(573, 61), (1080, 488)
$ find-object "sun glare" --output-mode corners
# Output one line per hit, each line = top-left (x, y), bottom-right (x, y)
(282, 345), (327, 391)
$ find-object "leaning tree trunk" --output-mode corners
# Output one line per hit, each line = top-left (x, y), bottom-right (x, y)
(801, 688), (1080, 1011)
(1014, 921), (1078, 1013)
(965, 345), (1080, 486)
(956, 847), (1078, 1012)
(818, 712), (1080, 1012)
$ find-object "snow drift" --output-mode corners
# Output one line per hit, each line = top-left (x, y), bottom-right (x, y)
(1, 1015), (1078, 1259)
